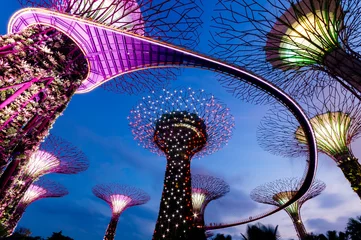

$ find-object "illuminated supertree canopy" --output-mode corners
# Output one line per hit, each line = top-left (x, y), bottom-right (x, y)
(92, 184), (150, 240)
(257, 85), (361, 199)
(0, 134), (88, 231)
(191, 174), (230, 228)
(7, 178), (68, 235)
(129, 88), (234, 240)
(251, 178), (326, 239)
(210, 0), (361, 102)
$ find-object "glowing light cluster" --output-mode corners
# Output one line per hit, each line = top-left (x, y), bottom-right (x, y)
(251, 178), (325, 239)
(266, 0), (342, 69)
(92, 184), (150, 240)
(20, 185), (47, 205)
(24, 151), (60, 178)
(192, 189), (207, 213)
(129, 89), (233, 240)
(191, 174), (230, 215)
(110, 194), (132, 215)
(296, 112), (351, 158)
(129, 88), (235, 158)
(92, 184), (150, 216)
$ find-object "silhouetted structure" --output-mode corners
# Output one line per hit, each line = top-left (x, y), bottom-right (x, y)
(251, 178), (325, 239)
(192, 174), (230, 228)
(0, 135), (88, 231)
(7, 178), (68, 235)
(211, 0), (361, 101)
(92, 184), (150, 240)
(129, 88), (234, 240)
(258, 85), (361, 199)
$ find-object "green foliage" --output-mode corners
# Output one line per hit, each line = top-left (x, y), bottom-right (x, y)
(241, 223), (280, 240)
(346, 216), (361, 240)
(46, 231), (73, 240)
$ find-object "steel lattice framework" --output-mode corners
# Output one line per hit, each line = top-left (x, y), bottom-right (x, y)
(7, 178), (68, 235)
(0, 134), (88, 232)
(0, 0), (321, 235)
(192, 174), (229, 228)
(210, 0), (361, 102)
(258, 85), (361, 199)
(129, 88), (234, 240)
(251, 178), (325, 239)
(92, 184), (150, 240)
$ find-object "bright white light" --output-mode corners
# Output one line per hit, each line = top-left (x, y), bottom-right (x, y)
(21, 185), (47, 204)
(273, 191), (299, 214)
(110, 194), (132, 214)
(24, 150), (60, 177)
(69, 0), (144, 35)
(192, 189), (207, 212)
(296, 112), (351, 157)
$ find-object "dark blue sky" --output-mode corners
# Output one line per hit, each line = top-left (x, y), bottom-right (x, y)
(2, 1), (361, 240)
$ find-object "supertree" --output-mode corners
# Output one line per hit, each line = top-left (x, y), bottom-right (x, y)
(191, 174), (230, 228)
(0, 0), (204, 197)
(92, 184), (150, 240)
(128, 88), (234, 240)
(6, 178), (68, 235)
(0, 134), (88, 231)
(258, 85), (361, 199)
(210, 0), (361, 102)
(1, 0), (321, 231)
(251, 178), (326, 239)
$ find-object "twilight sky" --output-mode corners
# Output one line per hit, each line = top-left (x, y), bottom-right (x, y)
(2, 1), (361, 240)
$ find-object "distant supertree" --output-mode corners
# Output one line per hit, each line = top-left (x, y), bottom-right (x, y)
(92, 184), (150, 240)
(7, 178), (68, 235)
(211, 0), (361, 102)
(258, 85), (361, 199)
(0, 134), (88, 230)
(0, 0), (204, 200)
(192, 174), (230, 228)
(251, 178), (326, 239)
(129, 88), (234, 240)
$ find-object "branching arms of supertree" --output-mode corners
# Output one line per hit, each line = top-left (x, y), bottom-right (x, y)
(209, 0), (361, 101)
(19, 177), (68, 207)
(192, 174), (230, 207)
(92, 184), (150, 215)
(250, 178), (326, 208)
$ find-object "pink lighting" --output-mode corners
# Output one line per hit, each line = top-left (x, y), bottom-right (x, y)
(20, 185), (47, 205)
(110, 194), (132, 215)
(24, 150), (60, 178)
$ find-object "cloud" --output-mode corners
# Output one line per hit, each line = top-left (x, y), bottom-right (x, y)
(306, 216), (349, 234)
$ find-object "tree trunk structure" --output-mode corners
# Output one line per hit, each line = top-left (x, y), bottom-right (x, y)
(338, 156), (361, 199)
(104, 215), (120, 240)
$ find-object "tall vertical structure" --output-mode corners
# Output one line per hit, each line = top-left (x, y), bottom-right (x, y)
(0, 134), (88, 232)
(192, 174), (230, 228)
(92, 184), (150, 240)
(129, 88), (234, 240)
(7, 178), (68, 235)
(251, 178), (326, 239)
(258, 86), (361, 199)
(211, 0), (361, 101)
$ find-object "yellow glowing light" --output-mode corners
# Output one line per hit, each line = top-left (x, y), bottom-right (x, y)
(273, 191), (299, 214)
(110, 194), (132, 215)
(192, 190), (207, 212)
(280, 10), (338, 65)
(296, 112), (351, 157)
